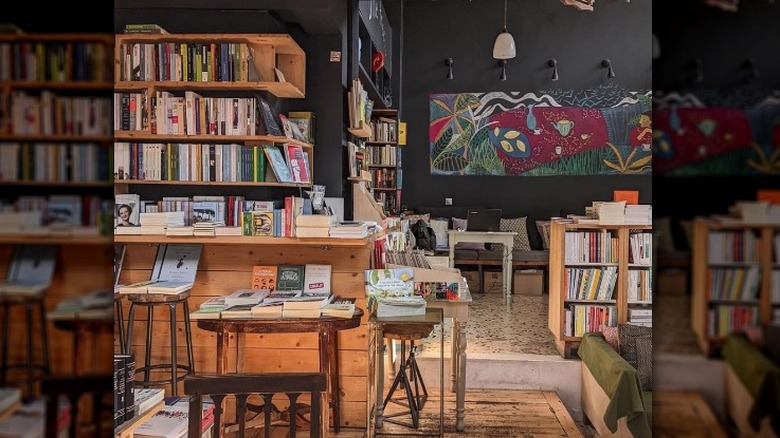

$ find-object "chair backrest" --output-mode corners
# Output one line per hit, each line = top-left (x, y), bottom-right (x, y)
(184, 373), (327, 438)
(42, 374), (113, 438)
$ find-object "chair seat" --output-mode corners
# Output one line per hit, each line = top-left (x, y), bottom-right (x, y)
(383, 323), (434, 341)
(126, 290), (191, 303)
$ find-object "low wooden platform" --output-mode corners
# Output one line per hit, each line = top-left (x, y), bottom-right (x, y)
(222, 389), (585, 437)
(654, 391), (730, 438)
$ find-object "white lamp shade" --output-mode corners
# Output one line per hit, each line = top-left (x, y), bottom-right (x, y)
(493, 31), (516, 59)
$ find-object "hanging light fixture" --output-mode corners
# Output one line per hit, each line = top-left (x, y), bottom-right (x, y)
(493, 0), (516, 60)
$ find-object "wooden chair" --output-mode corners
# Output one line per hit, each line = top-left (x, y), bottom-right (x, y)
(42, 373), (113, 438)
(184, 373), (327, 438)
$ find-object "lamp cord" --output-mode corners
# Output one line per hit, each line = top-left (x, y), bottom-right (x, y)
(503, 0), (508, 30)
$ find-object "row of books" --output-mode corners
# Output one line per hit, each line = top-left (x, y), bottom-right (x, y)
(0, 195), (112, 230)
(0, 144), (113, 183)
(191, 293), (356, 320)
(0, 41), (111, 82)
(6, 91), (111, 136)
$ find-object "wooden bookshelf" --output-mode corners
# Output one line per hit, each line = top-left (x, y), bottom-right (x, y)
(691, 218), (780, 356)
(0, 235), (112, 245)
(365, 109), (401, 216)
(114, 234), (373, 247)
(113, 180), (311, 188)
(113, 132), (312, 149)
(114, 33), (305, 99)
(548, 219), (653, 358)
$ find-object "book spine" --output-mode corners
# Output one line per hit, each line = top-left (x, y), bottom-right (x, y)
(123, 354), (136, 422)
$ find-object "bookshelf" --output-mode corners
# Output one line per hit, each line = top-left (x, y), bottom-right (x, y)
(690, 218), (780, 356)
(112, 32), (312, 188)
(547, 219), (653, 358)
(365, 109), (401, 216)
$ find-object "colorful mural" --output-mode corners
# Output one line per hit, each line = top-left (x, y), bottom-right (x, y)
(429, 84), (652, 176)
(652, 89), (780, 176)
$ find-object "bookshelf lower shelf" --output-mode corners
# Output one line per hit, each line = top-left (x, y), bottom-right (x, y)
(0, 235), (111, 245)
(114, 235), (372, 247)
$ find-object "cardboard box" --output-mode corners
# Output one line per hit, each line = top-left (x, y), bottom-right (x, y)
(658, 269), (688, 295)
(462, 270), (480, 293)
(514, 269), (544, 295)
(483, 271), (503, 294)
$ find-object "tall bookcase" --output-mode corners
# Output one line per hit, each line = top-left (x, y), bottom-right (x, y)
(0, 31), (115, 382)
(365, 109), (401, 216)
(548, 219), (653, 358)
(113, 32), (312, 191)
(691, 217), (779, 356)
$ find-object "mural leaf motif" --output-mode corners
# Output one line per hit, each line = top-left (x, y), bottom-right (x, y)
(432, 126), (453, 159)
(432, 152), (469, 173)
(443, 124), (475, 158)
(603, 159), (623, 172)
(628, 155), (652, 170)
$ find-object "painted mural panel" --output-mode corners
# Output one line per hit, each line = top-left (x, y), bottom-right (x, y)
(429, 84), (652, 176)
(652, 89), (780, 176)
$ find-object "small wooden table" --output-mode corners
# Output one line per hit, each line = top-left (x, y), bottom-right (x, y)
(448, 231), (516, 301)
(196, 309), (363, 433)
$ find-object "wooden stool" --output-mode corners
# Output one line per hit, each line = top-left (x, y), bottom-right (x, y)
(125, 291), (195, 396)
(0, 294), (51, 397)
(380, 323), (433, 429)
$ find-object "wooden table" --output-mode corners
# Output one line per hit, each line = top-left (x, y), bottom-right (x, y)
(196, 309), (363, 433)
(448, 231), (516, 301)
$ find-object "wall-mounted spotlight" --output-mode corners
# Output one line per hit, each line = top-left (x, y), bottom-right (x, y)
(445, 58), (454, 80)
(694, 58), (704, 83)
(499, 60), (508, 81)
(548, 59), (559, 81)
(602, 59), (615, 79)
(743, 58), (759, 81)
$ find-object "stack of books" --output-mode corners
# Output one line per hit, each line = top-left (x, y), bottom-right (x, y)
(295, 214), (337, 238)
(593, 201), (626, 225)
(47, 289), (114, 320)
(329, 221), (369, 238)
(321, 297), (357, 318)
(139, 211), (186, 235)
(625, 204), (652, 225)
(0, 212), (41, 235)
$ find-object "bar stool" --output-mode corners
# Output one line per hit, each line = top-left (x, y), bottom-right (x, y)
(0, 293), (51, 397)
(380, 323), (433, 429)
(125, 291), (195, 396)
(115, 293), (126, 354)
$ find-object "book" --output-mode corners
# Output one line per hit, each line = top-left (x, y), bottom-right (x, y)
(250, 301), (284, 318)
(188, 306), (225, 320)
(287, 111), (315, 145)
(134, 404), (189, 438)
(251, 211), (274, 236)
(151, 244), (203, 284)
(278, 114), (294, 138)
(284, 144), (310, 183)
(364, 267), (416, 316)
(115, 194), (141, 228)
(115, 244), (127, 288)
(264, 145), (294, 183)
(321, 297), (357, 318)
(0, 245), (58, 295)
(376, 296), (427, 318)
(251, 265), (278, 291)
(146, 281), (194, 295)
(0, 387), (21, 415)
(133, 388), (165, 417)
(282, 307), (322, 318)
(118, 279), (165, 295)
(0, 399), (69, 438)
(295, 215), (337, 228)
(282, 292), (333, 311)
(220, 304), (256, 319)
(263, 290), (303, 304)
(257, 98), (283, 136)
(276, 264), (305, 292)
(224, 289), (270, 307)
(124, 23), (170, 34)
(303, 264), (332, 295)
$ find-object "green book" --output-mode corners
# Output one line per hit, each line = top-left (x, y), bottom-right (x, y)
(276, 264), (305, 292)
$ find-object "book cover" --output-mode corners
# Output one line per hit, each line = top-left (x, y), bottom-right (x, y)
(364, 267), (415, 315)
(276, 264), (305, 292)
(251, 265), (278, 291)
(134, 404), (189, 438)
(321, 297), (356, 318)
(151, 244), (202, 284)
(220, 304), (256, 319)
(257, 98), (283, 136)
(264, 146), (294, 183)
(115, 193), (141, 228)
(287, 111), (315, 145)
(303, 264), (332, 294)
(1, 245), (58, 294)
(251, 211), (274, 236)
(285, 144), (310, 183)
(224, 289), (269, 307)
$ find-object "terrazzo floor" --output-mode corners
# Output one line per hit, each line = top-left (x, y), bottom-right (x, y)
(413, 289), (702, 357)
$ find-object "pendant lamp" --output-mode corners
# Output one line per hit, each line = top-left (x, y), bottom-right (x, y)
(493, 0), (516, 60)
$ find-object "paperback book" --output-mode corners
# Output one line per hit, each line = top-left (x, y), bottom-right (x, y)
(251, 265), (278, 291)
(364, 267), (420, 316)
(0, 245), (58, 295)
(321, 297), (357, 319)
(276, 264), (305, 292)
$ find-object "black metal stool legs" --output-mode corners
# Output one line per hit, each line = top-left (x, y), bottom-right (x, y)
(381, 339), (429, 429)
(37, 299), (50, 376)
(168, 303), (178, 396)
(1, 302), (9, 385)
(116, 298), (126, 354)
(182, 300), (195, 377)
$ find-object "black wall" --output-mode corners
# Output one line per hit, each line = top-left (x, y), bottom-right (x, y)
(400, 0), (652, 249)
(652, 0), (780, 224)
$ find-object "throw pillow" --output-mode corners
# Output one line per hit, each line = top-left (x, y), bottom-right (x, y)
(429, 218), (449, 250)
(490, 217), (532, 251)
(635, 336), (653, 391)
(536, 220), (551, 250)
(600, 325), (619, 352)
(452, 217), (486, 250)
(618, 323), (652, 370)
(406, 213), (430, 227)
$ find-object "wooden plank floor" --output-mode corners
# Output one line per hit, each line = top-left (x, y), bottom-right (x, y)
(223, 389), (585, 438)
(654, 391), (731, 438)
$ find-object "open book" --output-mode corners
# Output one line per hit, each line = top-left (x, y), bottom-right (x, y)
(0, 245), (58, 296)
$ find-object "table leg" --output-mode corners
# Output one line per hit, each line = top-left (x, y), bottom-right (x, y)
(216, 328), (228, 375)
(375, 324), (385, 429)
(450, 321), (458, 393)
(503, 244), (513, 302)
(455, 321), (467, 432)
(386, 339), (395, 381)
(320, 329), (340, 433)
